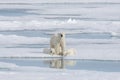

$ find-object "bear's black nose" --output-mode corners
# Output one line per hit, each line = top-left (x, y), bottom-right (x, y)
(61, 34), (63, 37)
(50, 51), (52, 53)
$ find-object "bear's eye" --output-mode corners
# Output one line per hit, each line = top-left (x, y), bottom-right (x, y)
(60, 34), (63, 37)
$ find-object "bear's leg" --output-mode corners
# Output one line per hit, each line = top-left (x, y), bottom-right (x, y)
(54, 44), (61, 55)
(60, 37), (66, 56)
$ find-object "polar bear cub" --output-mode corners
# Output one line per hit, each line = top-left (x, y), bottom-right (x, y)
(43, 48), (55, 55)
(64, 48), (76, 56)
(43, 48), (76, 56)
(50, 32), (66, 55)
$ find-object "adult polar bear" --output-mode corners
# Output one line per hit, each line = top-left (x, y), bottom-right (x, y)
(50, 32), (66, 56)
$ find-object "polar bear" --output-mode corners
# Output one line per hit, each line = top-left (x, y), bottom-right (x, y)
(64, 48), (76, 56)
(50, 32), (66, 55)
(43, 48), (56, 55)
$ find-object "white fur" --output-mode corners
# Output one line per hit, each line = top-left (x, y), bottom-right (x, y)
(43, 48), (55, 55)
(44, 32), (76, 56)
(50, 32), (66, 55)
(44, 48), (76, 56)
(64, 48), (76, 56)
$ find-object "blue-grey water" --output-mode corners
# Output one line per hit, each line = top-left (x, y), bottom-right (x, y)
(0, 58), (120, 72)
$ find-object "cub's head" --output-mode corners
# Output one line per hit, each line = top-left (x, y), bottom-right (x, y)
(50, 48), (56, 55)
(43, 48), (55, 55)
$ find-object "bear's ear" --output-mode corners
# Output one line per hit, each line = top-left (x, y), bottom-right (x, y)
(62, 32), (65, 34)
(54, 33), (58, 36)
(61, 32), (65, 36)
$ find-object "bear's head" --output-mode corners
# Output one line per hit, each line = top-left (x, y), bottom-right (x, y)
(57, 32), (65, 38)
(50, 48), (56, 55)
